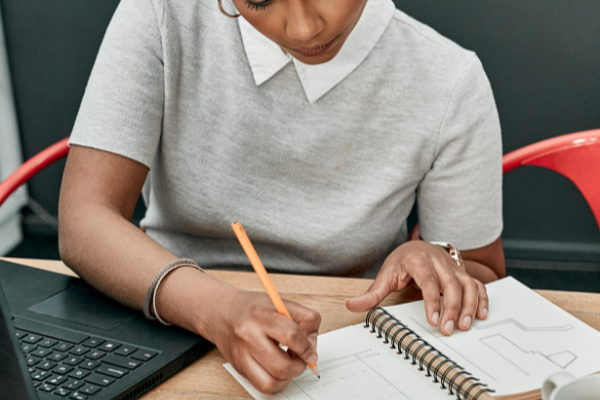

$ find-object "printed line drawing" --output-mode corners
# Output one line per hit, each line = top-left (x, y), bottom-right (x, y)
(409, 317), (497, 382)
(472, 319), (574, 332)
(281, 349), (413, 400)
(480, 334), (577, 376)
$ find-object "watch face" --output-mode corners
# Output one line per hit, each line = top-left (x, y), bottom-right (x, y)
(429, 242), (461, 267)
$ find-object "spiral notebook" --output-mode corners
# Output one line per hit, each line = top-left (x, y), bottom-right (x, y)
(225, 277), (600, 400)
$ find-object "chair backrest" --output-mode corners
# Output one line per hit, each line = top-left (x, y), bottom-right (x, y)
(0, 138), (69, 207)
(503, 129), (600, 230)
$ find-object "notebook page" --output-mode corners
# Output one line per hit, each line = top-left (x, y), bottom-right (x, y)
(224, 325), (445, 400)
(381, 276), (600, 396)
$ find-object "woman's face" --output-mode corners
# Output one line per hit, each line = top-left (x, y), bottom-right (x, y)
(231, 0), (368, 65)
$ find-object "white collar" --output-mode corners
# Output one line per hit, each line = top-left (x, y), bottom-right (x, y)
(238, 0), (395, 103)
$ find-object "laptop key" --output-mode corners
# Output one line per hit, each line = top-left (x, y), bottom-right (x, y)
(26, 355), (42, 366)
(114, 346), (137, 356)
(69, 369), (90, 379)
(33, 381), (42, 388)
(79, 384), (102, 395)
(54, 387), (72, 397)
(80, 360), (101, 370)
(82, 337), (104, 348)
(64, 356), (84, 366)
(86, 350), (106, 360)
(32, 348), (53, 358)
(21, 344), (37, 353)
(70, 346), (89, 356)
(69, 392), (88, 400)
(55, 342), (74, 352)
(15, 329), (28, 338)
(50, 352), (69, 361)
(53, 364), (74, 374)
(31, 370), (53, 381)
(96, 364), (128, 378)
(102, 354), (142, 370)
(23, 334), (44, 344)
(38, 383), (56, 392)
(39, 338), (59, 348)
(47, 375), (69, 386)
(28, 367), (36, 374)
(38, 360), (58, 371)
(99, 341), (121, 352)
(131, 350), (157, 361)
(85, 373), (115, 387)
(14, 319), (89, 344)
(62, 379), (85, 390)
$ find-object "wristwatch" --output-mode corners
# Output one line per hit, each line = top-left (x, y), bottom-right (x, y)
(429, 241), (462, 267)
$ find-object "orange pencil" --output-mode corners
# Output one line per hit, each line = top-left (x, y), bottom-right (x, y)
(231, 222), (320, 379)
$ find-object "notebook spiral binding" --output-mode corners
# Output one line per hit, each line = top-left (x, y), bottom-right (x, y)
(365, 307), (496, 400)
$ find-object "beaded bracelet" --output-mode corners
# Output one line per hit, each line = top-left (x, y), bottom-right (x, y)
(143, 258), (205, 326)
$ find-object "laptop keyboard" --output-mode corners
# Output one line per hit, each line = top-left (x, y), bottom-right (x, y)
(16, 329), (160, 399)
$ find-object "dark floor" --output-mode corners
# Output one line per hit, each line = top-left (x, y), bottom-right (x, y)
(7, 236), (600, 293)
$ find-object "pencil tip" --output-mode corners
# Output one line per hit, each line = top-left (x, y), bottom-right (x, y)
(309, 365), (320, 379)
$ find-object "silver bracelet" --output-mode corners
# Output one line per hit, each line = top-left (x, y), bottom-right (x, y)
(143, 258), (205, 326)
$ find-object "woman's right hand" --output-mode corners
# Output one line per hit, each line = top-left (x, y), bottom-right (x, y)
(202, 285), (321, 394)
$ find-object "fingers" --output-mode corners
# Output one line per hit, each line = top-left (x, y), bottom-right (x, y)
(345, 272), (393, 312)
(285, 300), (321, 351)
(254, 334), (308, 383)
(475, 279), (489, 320)
(285, 301), (322, 337)
(229, 300), (317, 395)
(438, 275), (462, 336)
(240, 353), (297, 394)
(266, 313), (318, 364)
(406, 245), (490, 336)
(435, 273), (489, 335)
(456, 275), (479, 331)
(346, 241), (493, 339)
(403, 253), (441, 327)
(346, 261), (413, 312)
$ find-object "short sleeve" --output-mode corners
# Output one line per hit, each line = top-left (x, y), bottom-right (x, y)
(69, 0), (164, 168)
(417, 56), (503, 250)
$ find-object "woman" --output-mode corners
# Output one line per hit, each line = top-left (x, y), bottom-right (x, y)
(59, 0), (505, 394)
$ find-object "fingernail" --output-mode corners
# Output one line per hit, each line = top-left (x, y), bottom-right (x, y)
(483, 308), (488, 317)
(432, 312), (440, 325)
(308, 333), (318, 347)
(463, 316), (472, 329)
(444, 320), (454, 335)
(307, 353), (318, 363)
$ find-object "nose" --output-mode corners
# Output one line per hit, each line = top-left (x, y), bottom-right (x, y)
(285, 0), (324, 42)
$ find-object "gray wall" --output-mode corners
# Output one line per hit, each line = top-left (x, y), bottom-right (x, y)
(1, 0), (599, 262)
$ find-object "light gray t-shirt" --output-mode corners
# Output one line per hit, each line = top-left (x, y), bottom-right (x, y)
(69, 0), (503, 277)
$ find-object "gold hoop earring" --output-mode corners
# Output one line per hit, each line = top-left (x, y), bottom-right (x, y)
(218, 0), (241, 18)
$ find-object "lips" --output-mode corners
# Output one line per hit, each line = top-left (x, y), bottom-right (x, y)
(291, 39), (334, 58)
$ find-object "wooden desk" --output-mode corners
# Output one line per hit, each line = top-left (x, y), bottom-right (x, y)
(4, 257), (600, 400)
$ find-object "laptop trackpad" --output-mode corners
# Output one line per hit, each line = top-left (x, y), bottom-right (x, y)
(28, 286), (136, 330)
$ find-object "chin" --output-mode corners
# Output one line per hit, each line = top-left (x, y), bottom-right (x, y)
(293, 47), (341, 65)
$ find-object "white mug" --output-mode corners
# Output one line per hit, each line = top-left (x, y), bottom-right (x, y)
(542, 372), (600, 400)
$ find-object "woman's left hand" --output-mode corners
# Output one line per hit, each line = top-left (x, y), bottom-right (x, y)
(346, 241), (490, 336)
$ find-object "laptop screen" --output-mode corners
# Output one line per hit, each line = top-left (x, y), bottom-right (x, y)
(0, 280), (38, 400)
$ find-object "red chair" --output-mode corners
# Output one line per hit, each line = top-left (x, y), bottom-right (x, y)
(0, 138), (70, 207)
(1, 130), (599, 237)
(408, 128), (600, 240)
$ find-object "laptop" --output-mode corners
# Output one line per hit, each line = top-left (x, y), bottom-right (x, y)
(0, 259), (213, 399)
